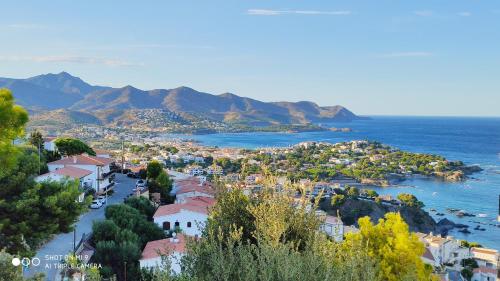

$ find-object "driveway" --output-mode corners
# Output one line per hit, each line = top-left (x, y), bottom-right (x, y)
(24, 173), (136, 280)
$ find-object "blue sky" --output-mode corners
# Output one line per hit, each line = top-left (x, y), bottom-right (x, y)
(1, 1), (499, 116)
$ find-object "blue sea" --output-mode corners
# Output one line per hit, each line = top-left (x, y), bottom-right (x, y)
(173, 116), (500, 249)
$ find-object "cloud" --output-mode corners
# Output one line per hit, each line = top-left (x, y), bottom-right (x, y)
(413, 10), (433, 17)
(457, 12), (471, 17)
(0, 55), (143, 67)
(379, 52), (434, 58)
(247, 9), (351, 16)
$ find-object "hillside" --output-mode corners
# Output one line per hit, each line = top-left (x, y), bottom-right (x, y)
(0, 72), (367, 128)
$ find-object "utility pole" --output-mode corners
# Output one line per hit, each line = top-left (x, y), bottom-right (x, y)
(124, 261), (127, 281)
(73, 228), (76, 254)
(38, 142), (41, 175)
(121, 140), (125, 173)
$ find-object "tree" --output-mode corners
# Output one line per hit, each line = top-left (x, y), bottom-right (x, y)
(125, 197), (156, 220)
(397, 193), (424, 208)
(331, 194), (346, 207)
(0, 249), (23, 281)
(0, 89), (29, 177)
(147, 160), (163, 179)
(344, 213), (435, 281)
(29, 130), (44, 149)
(0, 148), (89, 257)
(54, 138), (95, 156)
(365, 189), (379, 198)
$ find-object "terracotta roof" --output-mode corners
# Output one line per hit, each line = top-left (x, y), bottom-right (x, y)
(471, 247), (498, 255)
(473, 267), (497, 275)
(93, 149), (111, 155)
(154, 197), (215, 218)
(324, 215), (342, 225)
(53, 166), (93, 178)
(141, 235), (187, 260)
(43, 136), (57, 142)
(422, 248), (435, 261)
(177, 184), (215, 196)
(48, 154), (114, 166)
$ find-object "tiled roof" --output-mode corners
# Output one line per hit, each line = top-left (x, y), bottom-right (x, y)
(43, 136), (57, 142)
(473, 267), (497, 275)
(141, 235), (186, 260)
(48, 154), (114, 166)
(153, 197), (215, 218)
(422, 248), (435, 261)
(177, 184), (215, 195)
(324, 215), (342, 225)
(53, 166), (93, 178)
(471, 247), (498, 255)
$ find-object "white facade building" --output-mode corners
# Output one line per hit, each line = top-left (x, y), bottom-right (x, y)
(139, 235), (186, 274)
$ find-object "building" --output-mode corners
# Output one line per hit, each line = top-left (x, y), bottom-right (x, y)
(43, 136), (58, 151)
(153, 197), (215, 237)
(139, 234), (186, 274)
(184, 165), (204, 176)
(35, 166), (93, 202)
(471, 267), (497, 281)
(471, 247), (499, 269)
(47, 154), (115, 194)
(205, 165), (223, 175)
(417, 233), (462, 265)
(319, 215), (344, 242)
(175, 178), (215, 203)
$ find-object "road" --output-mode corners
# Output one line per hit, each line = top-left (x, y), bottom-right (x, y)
(24, 173), (136, 280)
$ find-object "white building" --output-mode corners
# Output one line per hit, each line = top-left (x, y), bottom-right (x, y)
(43, 136), (58, 151)
(318, 214), (344, 242)
(417, 233), (462, 265)
(47, 154), (114, 194)
(205, 165), (223, 175)
(471, 247), (498, 269)
(139, 234), (186, 274)
(153, 197), (215, 237)
(35, 166), (93, 202)
(175, 178), (215, 203)
(184, 165), (204, 176)
(471, 267), (497, 281)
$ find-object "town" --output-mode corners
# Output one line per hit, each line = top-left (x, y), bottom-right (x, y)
(11, 132), (497, 281)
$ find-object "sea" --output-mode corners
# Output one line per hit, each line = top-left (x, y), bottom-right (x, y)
(170, 116), (500, 250)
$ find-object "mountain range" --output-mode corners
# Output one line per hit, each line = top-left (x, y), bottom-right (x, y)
(0, 72), (365, 128)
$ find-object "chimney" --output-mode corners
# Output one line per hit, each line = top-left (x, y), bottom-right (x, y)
(73, 156), (77, 164)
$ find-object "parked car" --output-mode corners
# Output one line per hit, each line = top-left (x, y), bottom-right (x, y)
(90, 200), (103, 209)
(97, 195), (108, 204)
(127, 172), (137, 178)
(136, 179), (146, 188)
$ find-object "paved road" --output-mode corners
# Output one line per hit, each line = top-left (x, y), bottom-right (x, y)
(24, 173), (136, 280)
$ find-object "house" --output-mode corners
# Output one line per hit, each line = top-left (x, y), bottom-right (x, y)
(174, 177), (215, 203)
(153, 197), (215, 237)
(471, 247), (498, 269)
(184, 165), (204, 176)
(43, 136), (58, 151)
(319, 215), (344, 242)
(421, 248), (439, 267)
(245, 174), (263, 184)
(93, 149), (112, 158)
(205, 165), (223, 175)
(35, 166), (93, 202)
(47, 154), (115, 194)
(194, 156), (205, 164)
(417, 233), (461, 265)
(472, 267), (497, 281)
(139, 234), (186, 274)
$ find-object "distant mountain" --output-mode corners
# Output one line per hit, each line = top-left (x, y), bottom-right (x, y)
(0, 72), (367, 126)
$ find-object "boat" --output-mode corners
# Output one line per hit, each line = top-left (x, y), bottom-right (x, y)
(477, 213), (488, 218)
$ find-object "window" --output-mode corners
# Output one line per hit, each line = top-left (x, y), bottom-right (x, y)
(187, 222), (192, 228)
(163, 221), (170, 230)
(175, 221), (180, 228)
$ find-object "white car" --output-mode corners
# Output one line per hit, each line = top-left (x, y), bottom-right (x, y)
(90, 200), (103, 209)
(97, 195), (108, 204)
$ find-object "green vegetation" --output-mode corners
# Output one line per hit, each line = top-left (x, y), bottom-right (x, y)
(398, 193), (425, 208)
(54, 137), (96, 156)
(91, 200), (164, 280)
(0, 91), (89, 258)
(0, 250), (45, 281)
(239, 141), (475, 185)
(147, 161), (173, 201)
(0, 89), (28, 177)
(139, 182), (435, 281)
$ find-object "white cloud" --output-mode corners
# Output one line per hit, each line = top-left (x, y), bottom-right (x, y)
(414, 10), (433, 17)
(247, 9), (351, 16)
(457, 12), (471, 17)
(379, 52), (434, 58)
(0, 55), (143, 67)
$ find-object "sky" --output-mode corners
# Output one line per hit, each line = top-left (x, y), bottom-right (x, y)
(1, 0), (499, 116)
